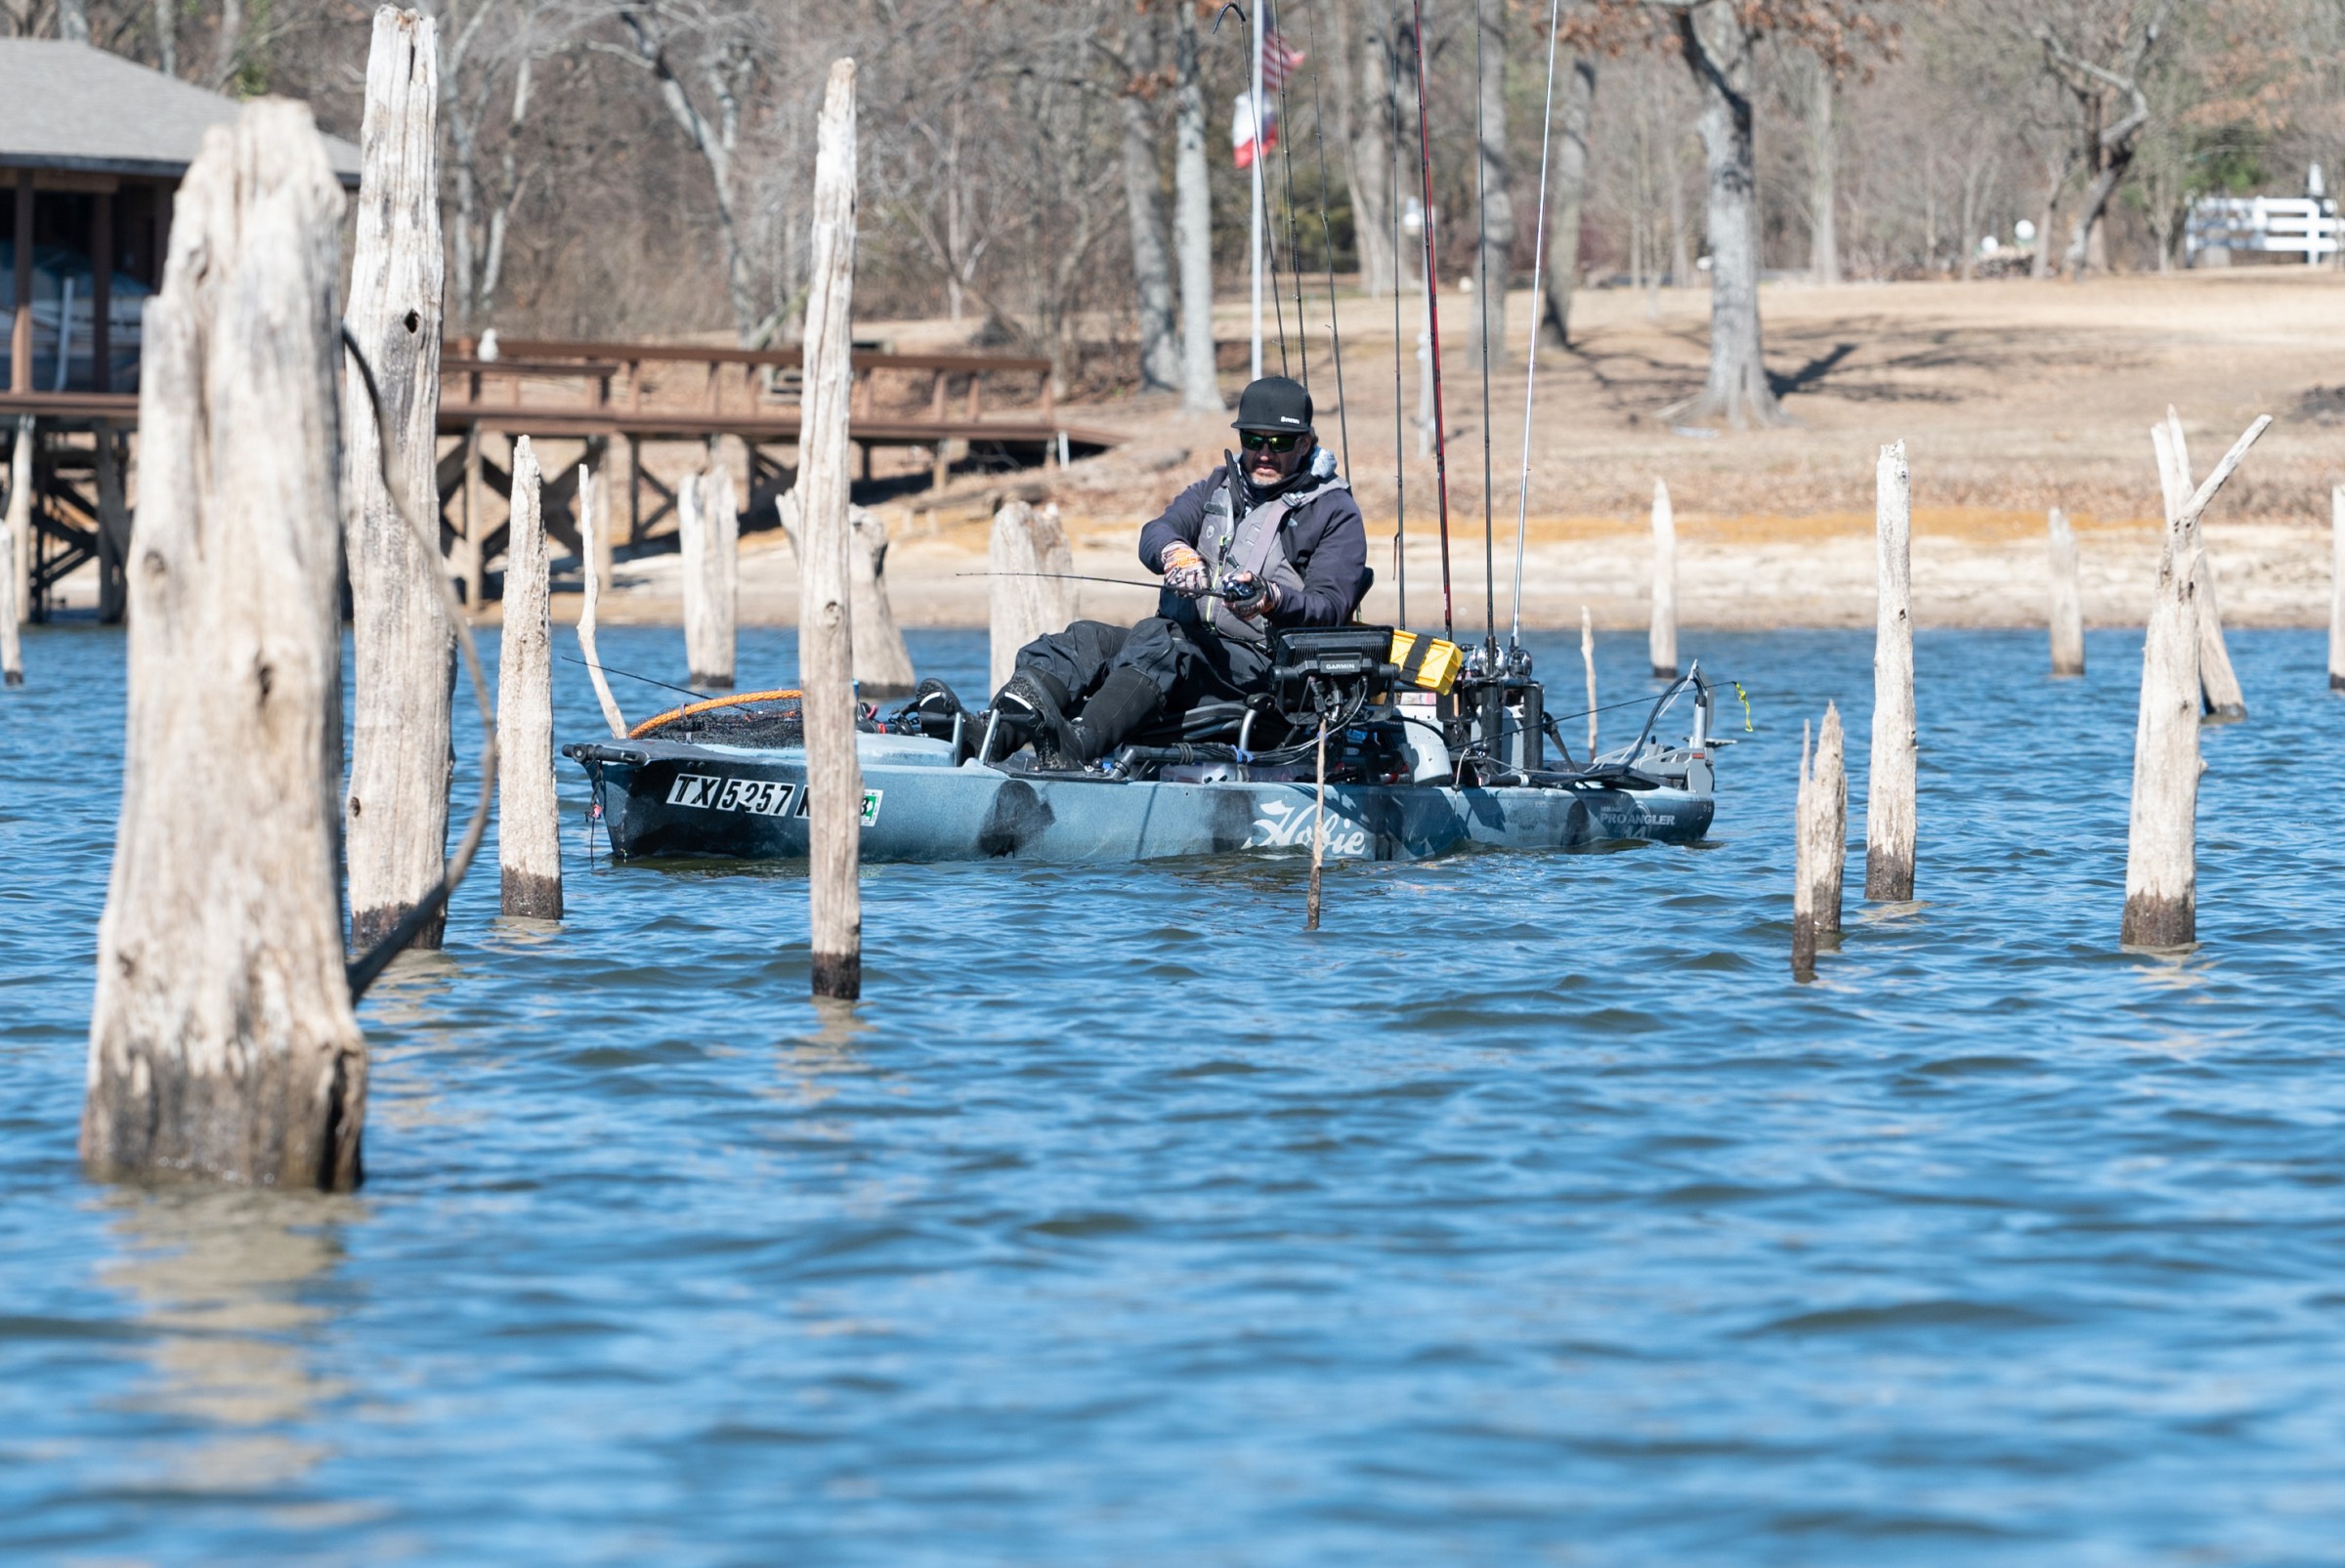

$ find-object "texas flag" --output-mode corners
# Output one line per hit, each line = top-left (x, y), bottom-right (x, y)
(1231, 93), (1278, 168)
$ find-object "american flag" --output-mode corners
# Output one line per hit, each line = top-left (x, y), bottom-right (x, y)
(1260, 27), (1305, 90)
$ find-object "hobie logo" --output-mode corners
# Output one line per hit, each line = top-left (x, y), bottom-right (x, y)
(1251, 797), (1367, 857)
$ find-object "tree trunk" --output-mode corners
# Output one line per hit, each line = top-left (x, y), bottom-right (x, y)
(779, 492), (917, 699)
(2123, 529), (2200, 948)
(342, 9), (452, 954)
(2046, 506), (2085, 677)
(1341, 0), (1397, 297)
(2065, 152), (2134, 278)
(680, 463), (738, 688)
(56, 0), (89, 42)
(1648, 478), (1677, 677)
(1670, 2), (1781, 427)
(0, 419), (21, 685)
(988, 499), (1075, 693)
(153, 0), (177, 76)
(83, 99), (364, 1190)
(1471, 0), (1511, 368)
(496, 436), (561, 919)
(575, 465), (629, 740)
(2031, 166), (2064, 279)
(799, 60), (862, 1002)
(1808, 64), (1840, 284)
(1865, 441), (1916, 900)
(1172, 3), (1223, 413)
(1120, 10), (1180, 394)
(1541, 56), (1595, 347)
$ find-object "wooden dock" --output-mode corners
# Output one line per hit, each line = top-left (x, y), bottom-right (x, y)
(1, 336), (1120, 618)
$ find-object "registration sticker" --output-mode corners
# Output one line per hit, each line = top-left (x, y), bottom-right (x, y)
(665, 773), (795, 817)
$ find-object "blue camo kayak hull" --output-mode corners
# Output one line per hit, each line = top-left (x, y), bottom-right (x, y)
(565, 737), (1716, 865)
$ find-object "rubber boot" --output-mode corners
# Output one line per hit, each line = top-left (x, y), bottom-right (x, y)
(993, 669), (1079, 767)
(1068, 667), (1164, 763)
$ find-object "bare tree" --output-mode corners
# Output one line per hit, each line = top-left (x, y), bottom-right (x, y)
(1541, 53), (1596, 343)
(1109, 5), (1180, 391)
(1469, 0), (1509, 365)
(2039, 0), (2175, 277)
(1172, 0), (1223, 411)
(437, 0), (561, 327)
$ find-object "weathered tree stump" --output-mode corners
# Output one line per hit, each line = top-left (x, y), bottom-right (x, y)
(2123, 414), (2270, 948)
(1792, 702), (1848, 980)
(2046, 506), (2085, 678)
(1580, 604), (1598, 759)
(575, 464), (629, 740)
(83, 101), (364, 1189)
(1865, 440), (1916, 902)
(342, 8), (452, 953)
(779, 493), (917, 700)
(0, 416), (22, 686)
(1649, 479), (1678, 679)
(2153, 410), (2246, 720)
(799, 59), (863, 1001)
(2330, 484), (2344, 695)
(496, 437), (561, 918)
(680, 461), (738, 689)
(988, 499), (1075, 694)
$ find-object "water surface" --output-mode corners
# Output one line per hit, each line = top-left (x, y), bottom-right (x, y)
(4, 622), (2342, 1565)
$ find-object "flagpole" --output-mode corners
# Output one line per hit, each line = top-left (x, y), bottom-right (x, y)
(1250, 0), (1265, 381)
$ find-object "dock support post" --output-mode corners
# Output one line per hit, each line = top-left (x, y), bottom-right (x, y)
(2047, 506), (2085, 677)
(2153, 409), (2246, 720)
(497, 436), (561, 918)
(96, 424), (131, 624)
(83, 100), (364, 1189)
(800, 59), (863, 1002)
(2331, 484), (2344, 694)
(1649, 479), (1677, 678)
(1865, 440), (1916, 902)
(7, 415), (29, 635)
(341, 8), (451, 954)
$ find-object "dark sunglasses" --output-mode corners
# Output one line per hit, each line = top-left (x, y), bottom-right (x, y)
(1239, 430), (1303, 453)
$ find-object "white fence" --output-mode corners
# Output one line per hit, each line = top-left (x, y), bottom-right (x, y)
(2186, 195), (2341, 264)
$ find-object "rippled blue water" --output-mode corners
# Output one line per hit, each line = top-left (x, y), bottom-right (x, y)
(5, 620), (2344, 1565)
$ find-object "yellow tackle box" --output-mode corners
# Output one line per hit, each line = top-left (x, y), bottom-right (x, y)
(1389, 629), (1465, 694)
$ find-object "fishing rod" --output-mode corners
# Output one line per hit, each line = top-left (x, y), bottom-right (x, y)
(1301, 0), (1351, 479)
(1408, 0), (1455, 639)
(954, 570), (1258, 603)
(1387, 0), (1407, 628)
(1270, 0), (1310, 387)
(1509, 0), (1565, 656)
(559, 653), (716, 701)
(1471, 0), (1498, 659)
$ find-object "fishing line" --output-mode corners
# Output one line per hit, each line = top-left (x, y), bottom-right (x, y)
(1387, 0), (1408, 625)
(1509, 0), (1563, 651)
(559, 652), (712, 701)
(1408, 0), (1455, 637)
(1301, 0), (1351, 477)
(1471, 0), (1497, 654)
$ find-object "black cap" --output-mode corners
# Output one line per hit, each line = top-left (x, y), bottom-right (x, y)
(1231, 375), (1313, 434)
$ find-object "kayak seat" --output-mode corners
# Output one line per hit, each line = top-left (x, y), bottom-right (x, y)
(1127, 696), (1291, 748)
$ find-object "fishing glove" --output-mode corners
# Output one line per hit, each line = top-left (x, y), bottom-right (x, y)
(1159, 540), (1210, 598)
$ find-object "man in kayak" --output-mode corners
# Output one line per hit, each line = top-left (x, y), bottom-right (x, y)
(971, 375), (1368, 768)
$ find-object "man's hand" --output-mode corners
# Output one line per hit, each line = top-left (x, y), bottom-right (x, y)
(1225, 572), (1279, 621)
(1159, 540), (1210, 598)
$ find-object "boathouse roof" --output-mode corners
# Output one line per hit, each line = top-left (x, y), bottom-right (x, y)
(0, 40), (361, 186)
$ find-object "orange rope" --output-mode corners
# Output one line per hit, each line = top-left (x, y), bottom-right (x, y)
(628, 688), (803, 740)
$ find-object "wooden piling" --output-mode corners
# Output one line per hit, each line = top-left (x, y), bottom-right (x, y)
(1581, 605), (1598, 759)
(575, 465), (629, 739)
(2331, 484), (2344, 694)
(780, 494), (917, 699)
(95, 425), (132, 625)
(2123, 414), (2270, 948)
(2153, 410), (2246, 720)
(83, 101), (365, 1189)
(799, 59), (863, 1002)
(2046, 506), (2085, 677)
(1649, 479), (1678, 679)
(496, 437), (562, 919)
(1306, 714), (1329, 931)
(341, 8), (451, 953)
(1865, 440), (1916, 902)
(988, 499), (1075, 693)
(1793, 720), (1815, 980)
(681, 464), (739, 689)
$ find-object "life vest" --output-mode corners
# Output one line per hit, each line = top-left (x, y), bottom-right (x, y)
(1165, 471), (1350, 649)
